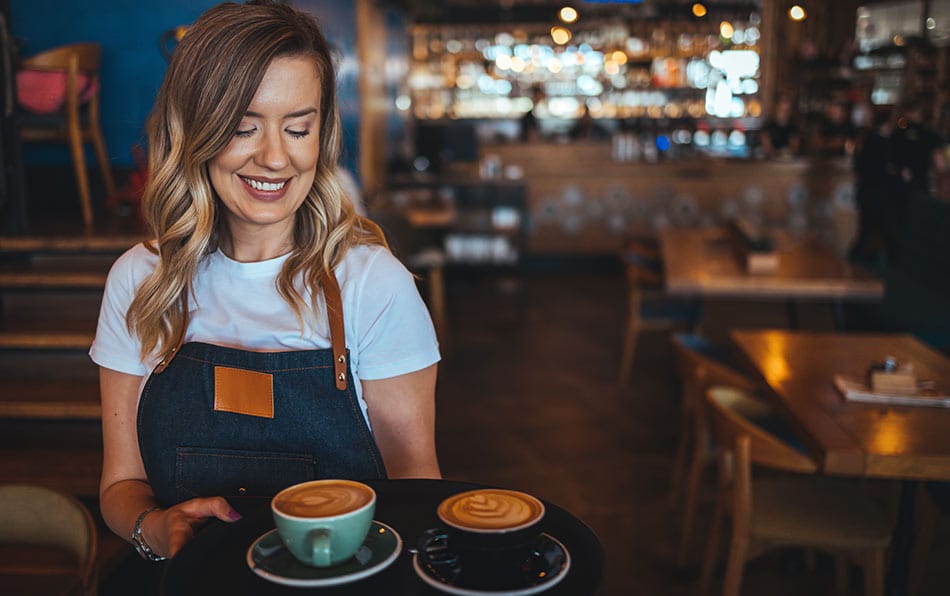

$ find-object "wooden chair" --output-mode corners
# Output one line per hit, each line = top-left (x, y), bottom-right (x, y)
(909, 482), (950, 595)
(618, 237), (697, 384)
(370, 211), (449, 348)
(670, 333), (774, 567)
(17, 43), (116, 231)
(698, 386), (895, 596)
(0, 484), (98, 596)
(407, 246), (448, 349)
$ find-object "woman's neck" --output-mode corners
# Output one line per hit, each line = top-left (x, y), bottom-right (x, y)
(219, 225), (295, 263)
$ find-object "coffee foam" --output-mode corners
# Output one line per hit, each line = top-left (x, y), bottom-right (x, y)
(438, 489), (544, 532)
(273, 480), (373, 518)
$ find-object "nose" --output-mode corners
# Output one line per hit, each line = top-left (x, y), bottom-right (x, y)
(255, 128), (289, 171)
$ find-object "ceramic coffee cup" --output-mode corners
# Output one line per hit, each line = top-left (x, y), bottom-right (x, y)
(271, 479), (376, 567)
(421, 488), (546, 588)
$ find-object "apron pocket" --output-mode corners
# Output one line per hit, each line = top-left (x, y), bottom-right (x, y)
(176, 446), (315, 501)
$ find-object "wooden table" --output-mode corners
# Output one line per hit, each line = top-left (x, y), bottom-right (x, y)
(730, 330), (950, 596)
(661, 228), (883, 302)
(730, 329), (950, 480)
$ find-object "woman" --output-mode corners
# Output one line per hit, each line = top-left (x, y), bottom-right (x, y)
(91, 0), (440, 561)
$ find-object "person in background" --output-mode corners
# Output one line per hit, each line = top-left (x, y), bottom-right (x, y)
(761, 95), (801, 159)
(520, 85), (545, 142)
(91, 0), (440, 562)
(878, 100), (947, 264)
(892, 99), (946, 200)
(850, 109), (898, 265)
(811, 101), (856, 158)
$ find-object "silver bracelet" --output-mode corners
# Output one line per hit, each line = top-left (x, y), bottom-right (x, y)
(131, 506), (167, 561)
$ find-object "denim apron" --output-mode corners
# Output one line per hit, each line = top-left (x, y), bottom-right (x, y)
(137, 270), (387, 507)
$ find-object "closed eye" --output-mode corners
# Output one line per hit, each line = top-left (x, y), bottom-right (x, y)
(288, 129), (310, 138)
(235, 128), (256, 138)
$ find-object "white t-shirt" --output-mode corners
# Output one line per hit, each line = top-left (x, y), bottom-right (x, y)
(90, 242), (440, 422)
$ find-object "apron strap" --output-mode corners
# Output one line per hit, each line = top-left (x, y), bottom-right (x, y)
(153, 291), (189, 375)
(320, 269), (348, 391)
(152, 269), (347, 391)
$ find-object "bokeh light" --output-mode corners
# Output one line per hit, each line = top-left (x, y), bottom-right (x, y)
(559, 6), (578, 24)
(788, 5), (807, 21)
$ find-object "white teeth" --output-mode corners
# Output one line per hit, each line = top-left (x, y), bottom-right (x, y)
(241, 177), (286, 192)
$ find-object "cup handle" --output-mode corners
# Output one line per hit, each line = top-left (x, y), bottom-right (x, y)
(417, 527), (456, 566)
(310, 528), (332, 567)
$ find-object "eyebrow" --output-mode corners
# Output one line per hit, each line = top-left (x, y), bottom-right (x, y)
(244, 108), (319, 119)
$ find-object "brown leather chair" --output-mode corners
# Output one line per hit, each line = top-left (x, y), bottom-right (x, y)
(17, 43), (116, 230)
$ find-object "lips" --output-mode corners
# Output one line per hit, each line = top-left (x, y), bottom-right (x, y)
(239, 175), (290, 200)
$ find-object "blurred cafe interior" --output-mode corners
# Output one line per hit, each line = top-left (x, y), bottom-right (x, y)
(1, 0), (950, 595)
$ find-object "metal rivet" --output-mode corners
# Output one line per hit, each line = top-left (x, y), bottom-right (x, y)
(338, 372), (345, 382)
(238, 487), (247, 495)
(337, 354), (345, 363)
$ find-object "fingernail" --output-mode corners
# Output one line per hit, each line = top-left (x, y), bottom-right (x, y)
(228, 510), (243, 521)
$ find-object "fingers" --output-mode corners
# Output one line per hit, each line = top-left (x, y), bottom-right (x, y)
(206, 496), (243, 523)
(177, 496), (242, 523)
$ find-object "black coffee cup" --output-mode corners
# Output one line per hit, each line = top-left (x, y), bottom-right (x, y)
(422, 489), (546, 589)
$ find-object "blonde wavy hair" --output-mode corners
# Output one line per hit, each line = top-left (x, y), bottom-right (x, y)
(128, 0), (384, 362)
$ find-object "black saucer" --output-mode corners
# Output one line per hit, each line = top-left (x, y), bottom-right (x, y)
(412, 530), (570, 595)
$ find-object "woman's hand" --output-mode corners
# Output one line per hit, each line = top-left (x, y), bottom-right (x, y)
(142, 496), (242, 558)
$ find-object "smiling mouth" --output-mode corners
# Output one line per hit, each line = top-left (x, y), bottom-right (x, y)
(240, 176), (287, 192)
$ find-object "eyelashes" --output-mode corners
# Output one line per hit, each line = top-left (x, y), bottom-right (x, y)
(234, 128), (311, 139)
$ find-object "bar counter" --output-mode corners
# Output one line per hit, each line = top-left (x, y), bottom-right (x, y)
(480, 142), (856, 255)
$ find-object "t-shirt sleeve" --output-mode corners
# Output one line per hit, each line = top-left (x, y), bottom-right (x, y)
(351, 249), (441, 380)
(88, 246), (153, 376)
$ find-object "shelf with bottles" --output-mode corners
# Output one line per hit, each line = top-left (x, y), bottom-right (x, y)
(443, 234), (519, 266)
(406, 13), (763, 123)
(610, 123), (756, 162)
(853, 41), (949, 112)
(380, 178), (528, 268)
(452, 204), (522, 236)
(444, 183), (526, 267)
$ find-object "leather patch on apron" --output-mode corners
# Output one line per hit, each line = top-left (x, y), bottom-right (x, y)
(213, 366), (274, 419)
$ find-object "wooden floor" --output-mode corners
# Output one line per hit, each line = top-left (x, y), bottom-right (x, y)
(4, 196), (950, 594)
(435, 273), (950, 596)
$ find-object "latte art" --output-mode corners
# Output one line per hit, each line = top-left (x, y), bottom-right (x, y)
(439, 489), (544, 532)
(273, 480), (373, 518)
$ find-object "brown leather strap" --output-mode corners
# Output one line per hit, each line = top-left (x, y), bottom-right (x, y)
(320, 269), (348, 391)
(153, 291), (189, 375)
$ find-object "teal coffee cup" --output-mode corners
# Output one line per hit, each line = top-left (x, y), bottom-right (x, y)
(271, 479), (376, 567)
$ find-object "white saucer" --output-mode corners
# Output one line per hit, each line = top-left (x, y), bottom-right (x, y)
(246, 521), (401, 588)
(412, 531), (571, 595)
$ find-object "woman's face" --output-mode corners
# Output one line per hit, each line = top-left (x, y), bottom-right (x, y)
(209, 55), (322, 244)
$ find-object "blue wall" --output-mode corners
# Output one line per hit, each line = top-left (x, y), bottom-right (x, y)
(11, 0), (360, 174)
